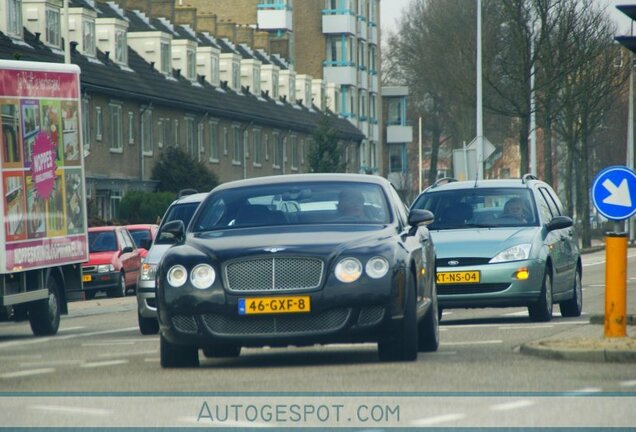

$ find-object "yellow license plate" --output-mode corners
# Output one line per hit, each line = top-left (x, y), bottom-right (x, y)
(239, 296), (311, 315)
(82, 274), (92, 282)
(436, 271), (480, 284)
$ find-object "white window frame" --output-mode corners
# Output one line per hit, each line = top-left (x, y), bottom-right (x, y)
(232, 124), (242, 165)
(95, 106), (102, 141)
(82, 19), (96, 57)
(290, 134), (298, 171)
(223, 127), (229, 155)
(141, 109), (153, 155)
(264, 133), (269, 161)
(185, 116), (196, 157)
(109, 103), (123, 153)
(157, 119), (164, 148)
(161, 42), (171, 75)
(187, 48), (196, 81)
(115, 30), (127, 64)
(208, 120), (219, 162)
(252, 128), (262, 167)
(173, 119), (179, 147)
(7, 0), (23, 38)
(127, 112), (134, 144)
(81, 96), (90, 153)
(197, 122), (204, 161)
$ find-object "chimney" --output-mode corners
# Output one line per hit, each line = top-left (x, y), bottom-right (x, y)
(254, 31), (270, 52)
(175, 5), (197, 28)
(196, 13), (217, 36)
(270, 38), (290, 62)
(236, 25), (254, 48)
(147, 0), (175, 22)
(124, 0), (149, 14)
(216, 21), (237, 43)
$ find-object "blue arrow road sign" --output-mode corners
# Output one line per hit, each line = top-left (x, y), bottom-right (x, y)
(591, 166), (636, 221)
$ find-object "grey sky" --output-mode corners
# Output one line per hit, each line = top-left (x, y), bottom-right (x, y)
(380, 0), (636, 36)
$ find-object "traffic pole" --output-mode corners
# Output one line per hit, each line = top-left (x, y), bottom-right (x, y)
(604, 232), (628, 338)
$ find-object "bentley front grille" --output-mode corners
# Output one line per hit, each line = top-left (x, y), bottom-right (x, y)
(224, 257), (324, 292)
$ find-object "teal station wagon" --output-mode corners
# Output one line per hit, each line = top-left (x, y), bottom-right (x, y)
(411, 175), (582, 322)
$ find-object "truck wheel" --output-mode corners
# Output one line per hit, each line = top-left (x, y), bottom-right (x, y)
(29, 277), (61, 336)
(138, 311), (159, 335)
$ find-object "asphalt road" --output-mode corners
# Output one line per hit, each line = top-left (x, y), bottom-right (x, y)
(0, 249), (635, 428)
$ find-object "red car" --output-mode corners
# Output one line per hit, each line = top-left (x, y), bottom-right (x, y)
(126, 224), (159, 258)
(82, 226), (142, 299)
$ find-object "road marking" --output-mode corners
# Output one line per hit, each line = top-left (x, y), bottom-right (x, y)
(81, 341), (135, 347)
(429, 351), (457, 356)
(0, 327), (138, 350)
(411, 413), (466, 426)
(58, 326), (85, 332)
(0, 368), (55, 379)
(98, 350), (157, 358)
(442, 340), (502, 346)
(80, 360), (129, 368)
(620, 380), (636, 387)
(503, 311), (529, 317)
(490, 400), (535, 411)
(498, 325), (553, 330)
(444, 320), (587, 330)
(31, 405), (111, 416)
(563, 387), (603, 395)
(144, 358), (159, 362)
(20, 360), (81, 367)
(0, 354), (43, 360)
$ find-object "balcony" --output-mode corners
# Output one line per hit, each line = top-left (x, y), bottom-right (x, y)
(387, 125), (413, 144)
(258, 4), (293, 31)
(323, 63), (357, 86)
(368, 72), (378, 93)
(368, 24), (378, 45)
(322, 10), (356, 34)
(357, 18), (367, 40)
(357, 69), (368, 90)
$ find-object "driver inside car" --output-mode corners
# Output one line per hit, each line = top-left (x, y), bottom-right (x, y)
(337, 189), (366, 220)
(502, 197), (528, 222)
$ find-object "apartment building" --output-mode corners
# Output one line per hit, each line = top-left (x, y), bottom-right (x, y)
(382, 86), (413, 196)
(0, 0), (363, 222)
(181, 0), (382, 175)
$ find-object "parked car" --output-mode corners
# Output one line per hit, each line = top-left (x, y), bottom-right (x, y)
(156, 173), (438, 368)
(137, 192), (208, 335)
(410, 174), (582, 322)
(126, 224), (159, 258)
(82, 226), (142, 299)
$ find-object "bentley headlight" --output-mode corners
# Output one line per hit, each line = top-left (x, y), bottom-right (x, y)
(167, 265), (188, 287)
(366, 257), (389, 279)
(335, 258), (362, 283)
(97, 264), (114, 273)
(140, 263), (157, 281)
(489, 244), (532, 263)
(190, 264), (215, 289)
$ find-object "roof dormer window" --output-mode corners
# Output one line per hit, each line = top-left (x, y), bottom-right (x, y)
(114, 29), (126, 64)
(7, 0), (23, 38)
(160, 41), (171, 74)
(82, 19), (95, 56)
(187, 48), (196, 81)
(45, 7), (61, 48)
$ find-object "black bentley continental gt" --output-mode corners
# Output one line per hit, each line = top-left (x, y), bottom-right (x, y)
(156, 174), (438, 367)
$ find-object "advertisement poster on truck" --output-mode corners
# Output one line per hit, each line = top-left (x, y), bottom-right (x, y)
(0, 61), (88, 273)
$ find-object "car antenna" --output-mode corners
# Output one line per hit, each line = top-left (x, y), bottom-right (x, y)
(473, 169), (479, 188)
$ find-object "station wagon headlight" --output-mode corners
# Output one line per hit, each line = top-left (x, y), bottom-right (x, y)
(190, 264), (215, 289)
(167, 265), (188, 287)
(335, 258), (362, 283)
(366, 257), (390, 279)
(140, 263), (157, 281)
(97, 264), (114, 273)
(490, 244), (532, 263)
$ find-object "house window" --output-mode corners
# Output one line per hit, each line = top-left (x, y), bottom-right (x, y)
(197, 122), (204, 160)
(264, 133), (269, 161)
(81, 97), (90, 152)
(300, 138), (305, 165)
(185, 117), (195, 157)
(110, 104), (123, 151)
(7, 0), (23, 37)
(290, 135), (298, 170)
(232, 125), (242, 164)
(252, 129), (262, 166)
(223, 127), (229, 155)
(173, 119), (179, 147)
(389, 144), (405, 173)
(141, 109), (152, 154)
(115, 30), (127, 64)
(209, 121), (219, 161)
(187, 48), (196, 80)
(273, 133), (283, 168)
(82, 20), (95, 56)
(95, 106), (102, 141)
(128, 112), (134, 144)
(387, 98), (403, 125)
(161, 42), (171, 74)
(157, 119), (164, 148)
(46, 8), (61, 48)
(232, 62), (240, 90)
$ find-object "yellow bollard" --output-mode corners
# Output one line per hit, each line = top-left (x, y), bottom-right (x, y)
(605, 232), (628, 338)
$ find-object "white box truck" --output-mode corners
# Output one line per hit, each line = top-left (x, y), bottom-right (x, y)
(0, 60), (88, 335)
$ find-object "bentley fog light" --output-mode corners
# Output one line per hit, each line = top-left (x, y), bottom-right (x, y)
(335, 258), (362, 283)
(167, 265), (188, 287)
(489, 244), (532, 263)
(366, 257), (389, 279)
(190, 264), (215, 289)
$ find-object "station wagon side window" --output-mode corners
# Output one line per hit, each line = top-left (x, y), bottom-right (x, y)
(536, 192), (555, 223)
(538, 188), (560, 218)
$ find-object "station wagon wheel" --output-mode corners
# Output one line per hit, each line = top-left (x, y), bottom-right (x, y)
(202, 344), (241, 358)
(528, 268), (553, 322)
(160, 334), (199, 368)
(418, 280), (440, 352)
(378, 276), (418, 362)
(138, 311), (159, 335)
(29, 276), (61, 336)
(559, 268), (582, 317)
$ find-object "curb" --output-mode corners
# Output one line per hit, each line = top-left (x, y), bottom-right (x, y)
(520, 340), (636, 363)
(589, 314), (636, 326)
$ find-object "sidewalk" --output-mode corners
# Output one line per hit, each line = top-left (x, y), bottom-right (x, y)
(520, 317), (636, 362)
